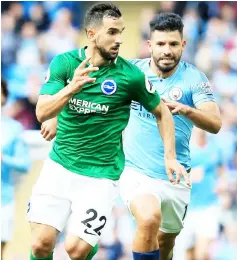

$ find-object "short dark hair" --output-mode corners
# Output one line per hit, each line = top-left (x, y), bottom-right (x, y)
(150, 13), (184, 36)
(1, 78), (8, 99)
(84, 3), (122, 31)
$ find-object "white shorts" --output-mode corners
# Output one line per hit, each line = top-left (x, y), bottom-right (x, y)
(27, 158), (119, 247)
(1, 203), (15, 242)
(119, 167), (191, 233)
(175, 205), (220, 250)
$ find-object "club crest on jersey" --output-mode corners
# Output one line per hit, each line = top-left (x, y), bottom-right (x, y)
(101, 80), (117, 95)
(169, 87), (183, 101)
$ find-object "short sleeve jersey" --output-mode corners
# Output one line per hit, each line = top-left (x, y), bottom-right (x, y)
(124, 58), (215, 180)
(40, 47), (161, 180)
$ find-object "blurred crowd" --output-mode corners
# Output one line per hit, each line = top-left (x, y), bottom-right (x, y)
(1, 1), (83, 130)
(1, 1), (237, 260)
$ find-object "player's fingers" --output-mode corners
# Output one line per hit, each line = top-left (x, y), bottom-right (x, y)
(42, 129), (49, 138)
(45, 132), (53, 141)
(171, 107), (180, 114)
(77, 56), (92, 70)
(167, 170), (176, 184)
(182, 168), (191, 187)
(81, 67), (99, 76)
(175, 168), (182, 184)
(80, 77), (96, 85)
(161, 98), (167, 103)
(74, 75), (93, 83)
(165, 102), (176, 109)
(40, 126), (45, 135)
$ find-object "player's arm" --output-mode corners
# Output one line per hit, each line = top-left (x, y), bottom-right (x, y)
(165, 100), (221, 134)
(151, 101), (189, 185)
(152, 101), (176, 160)
(36, 56), (98, 122)
(131, 74), (190, 185)
(185, 101), (221, 134)
(165, 72), (222, 134)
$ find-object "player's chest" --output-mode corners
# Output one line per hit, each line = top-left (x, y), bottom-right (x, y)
(65, 69), (130, 115)
(149, 77), (191, 104)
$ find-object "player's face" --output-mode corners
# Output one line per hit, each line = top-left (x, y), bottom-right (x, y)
(93, 17), (125, 61)
(148, 30), (186, 73)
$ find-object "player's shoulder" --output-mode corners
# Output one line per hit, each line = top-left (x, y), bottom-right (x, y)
(51, 49), (79, 64)
(117, 56), (145, 78)
(179, 60), (208, 83)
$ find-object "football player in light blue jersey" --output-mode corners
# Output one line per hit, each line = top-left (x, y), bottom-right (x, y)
(120, 13), (222, 260)
(174, 128), (224, 260)
(1, 78), (31, 259)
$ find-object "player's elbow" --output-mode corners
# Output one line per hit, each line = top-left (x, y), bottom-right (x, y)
(210, 119), (222, 134)
(36, 106), (47, 123)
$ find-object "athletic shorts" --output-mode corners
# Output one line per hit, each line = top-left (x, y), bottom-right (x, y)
(27, 158), (119, 246)
(119, 166), (191, 233)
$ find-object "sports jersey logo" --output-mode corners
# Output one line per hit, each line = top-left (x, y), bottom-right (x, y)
(169, 87), (183, 101)
(101, 80), (117, 95)
(44, 68), (50, 83)
(145, 77), (156, 94)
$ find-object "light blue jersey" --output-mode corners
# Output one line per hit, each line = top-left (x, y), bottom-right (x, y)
(189, 139), (223, 210)
(1, 116), (31, 205)
(124, 58), (215, 180)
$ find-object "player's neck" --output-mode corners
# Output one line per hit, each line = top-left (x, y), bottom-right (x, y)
(150, 58), (178, 79)
(85, 46), (111, 67)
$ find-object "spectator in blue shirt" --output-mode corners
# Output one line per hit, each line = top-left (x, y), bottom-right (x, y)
(1, 78), (31, 259)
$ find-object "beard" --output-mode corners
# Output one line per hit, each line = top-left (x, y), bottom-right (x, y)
(96, 43), (118, 61)
(153, 52), (182, 73)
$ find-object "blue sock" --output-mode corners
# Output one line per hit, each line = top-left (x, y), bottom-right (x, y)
(133, 249), (160, 259)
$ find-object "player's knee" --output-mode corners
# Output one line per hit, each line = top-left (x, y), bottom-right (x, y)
(31, 236), (54, 258)
(158, 232), (179, 250)
(137, 211), (161, 234)
(65, 240), (90, 260)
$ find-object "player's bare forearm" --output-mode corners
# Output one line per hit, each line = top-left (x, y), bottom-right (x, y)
(185, 102), (222, 134)
(153, 101), (176, 160)
(36, 57), (98, 123)
(36, 85), (74, 122)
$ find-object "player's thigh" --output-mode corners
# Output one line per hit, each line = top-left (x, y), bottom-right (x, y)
(130, 194), (161, 230)
(27, 158), (72, 232)
(120, 167), (161, 221)
(68, 177), (119, 247)
(159, 181), (191, 234)
(1, 203), (14, 243)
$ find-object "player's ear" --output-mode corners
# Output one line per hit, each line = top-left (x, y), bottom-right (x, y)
(182, 39), (186, 50)
(147, 40), (152, 54)
(87, 28), (96, 42)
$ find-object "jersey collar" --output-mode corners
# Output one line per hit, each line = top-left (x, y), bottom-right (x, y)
(146, 58), (182, 83)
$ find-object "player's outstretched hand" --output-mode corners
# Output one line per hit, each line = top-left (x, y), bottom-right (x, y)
(165, 158), (191, 187)
(68, 57), (99, 94)
(162, 98), (190, 115)
(41, 117), (58, 141)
